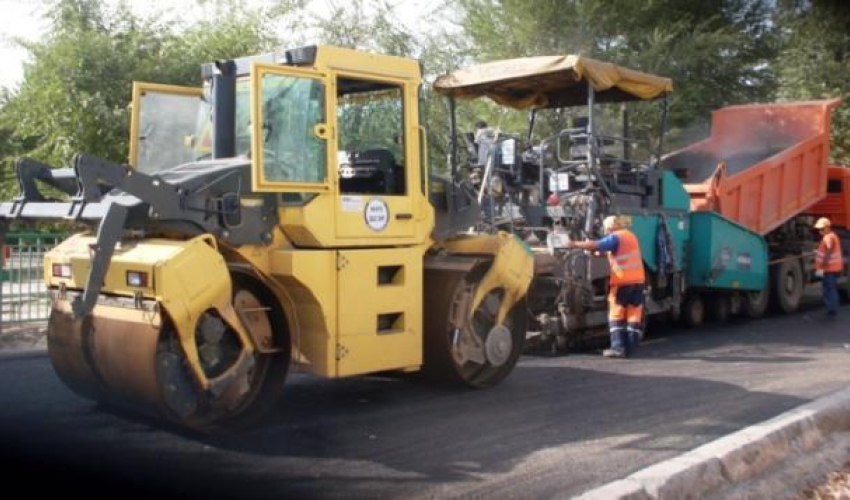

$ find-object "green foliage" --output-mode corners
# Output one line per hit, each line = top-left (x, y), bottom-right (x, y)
(775, 0), (850, 163)
(452, 0), (778, 151)
(310, 0), (452, 172)
(0, 0), (294, 195)
(1, 0), (848, 195)
(6, 6), (153, 166)
(312, 0), (416, 56)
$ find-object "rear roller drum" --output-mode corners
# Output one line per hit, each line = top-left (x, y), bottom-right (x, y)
(423, 268), (527, 388)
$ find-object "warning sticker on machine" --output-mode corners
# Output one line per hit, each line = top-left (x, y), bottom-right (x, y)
(341, 195), (363, 212)
(364, 198), (390, 231)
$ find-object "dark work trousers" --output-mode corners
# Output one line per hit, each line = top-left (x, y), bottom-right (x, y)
(822, 272), (840, 315)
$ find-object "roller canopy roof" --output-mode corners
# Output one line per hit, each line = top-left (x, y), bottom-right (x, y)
(433, 55), (673, 109)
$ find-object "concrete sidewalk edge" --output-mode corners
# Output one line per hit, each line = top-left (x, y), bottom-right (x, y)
(576, 386), (850, 500)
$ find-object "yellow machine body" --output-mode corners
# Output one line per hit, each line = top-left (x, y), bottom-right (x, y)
(42, 45), (534, 428)
(46, 231), (533, 382)
(248, 50), (434, 248)
(46, 235), (254, 391)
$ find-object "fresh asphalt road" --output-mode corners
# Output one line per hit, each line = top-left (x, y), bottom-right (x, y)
(1, 302), (849, 498)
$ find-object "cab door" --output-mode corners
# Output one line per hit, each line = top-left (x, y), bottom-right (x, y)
(333, 74), (418, 240)
(249, 62), (332, 194)
(250, 62), (428, 247)
(129, 82), (204, 173)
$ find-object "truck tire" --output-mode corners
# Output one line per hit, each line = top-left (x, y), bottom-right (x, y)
(770, 259), (803, 314)
(743, 289), (769, 318)
(682, 293), (705, 328)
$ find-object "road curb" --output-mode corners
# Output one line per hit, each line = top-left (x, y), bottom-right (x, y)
(576, 386), (850, 499)
(0, 347), (47, 360)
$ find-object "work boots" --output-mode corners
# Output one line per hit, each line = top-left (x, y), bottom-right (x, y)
(602, 349), (627, 358)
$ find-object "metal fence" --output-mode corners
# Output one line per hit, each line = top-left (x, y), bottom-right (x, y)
(1, 232), (66, 330)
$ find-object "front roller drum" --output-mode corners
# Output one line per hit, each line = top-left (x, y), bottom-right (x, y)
(423, 268), (527, 388)
(46, 277), (289, 430)
(48, 300), (163, 410)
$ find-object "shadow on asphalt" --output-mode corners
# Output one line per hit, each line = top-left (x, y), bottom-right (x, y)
(183, 368), (808, 494)
(0, 360), (814, 498)
(0, 301), (846, 498)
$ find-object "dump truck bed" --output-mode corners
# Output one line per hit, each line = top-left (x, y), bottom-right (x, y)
(663, 99), (841, 235)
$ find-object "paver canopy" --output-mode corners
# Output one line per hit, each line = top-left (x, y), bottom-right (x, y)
(433, 55), (673, 109)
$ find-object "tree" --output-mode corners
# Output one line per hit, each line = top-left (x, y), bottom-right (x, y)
(312, 0), (416, 57)
(450, 0), (778, 150)
(310, 0), (460, 172)
(0, 0), (296, 181)
(775, 0), (850, 163)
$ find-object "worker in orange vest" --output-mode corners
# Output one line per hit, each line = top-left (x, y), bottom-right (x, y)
(568, 215), (646, 358)
(814, 217), (844, 317)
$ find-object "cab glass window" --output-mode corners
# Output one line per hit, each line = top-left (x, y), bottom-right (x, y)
(235, 80), (252, 157)
(189, 81), (249, 163)
(337, 78), (406, 195)
(259, 73), (326, 184)
(137, 92), (202, 173)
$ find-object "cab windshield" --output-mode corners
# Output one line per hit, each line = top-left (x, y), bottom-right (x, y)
(135, 90), (204, 173)
(134, 79), (252, 173)
(191, 80), (253, 162)
(134, 74), (326, 184)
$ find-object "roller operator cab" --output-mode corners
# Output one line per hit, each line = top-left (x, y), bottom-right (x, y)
(6, 46), (534, 430)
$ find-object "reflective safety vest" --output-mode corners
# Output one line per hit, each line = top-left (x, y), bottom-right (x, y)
(608, 229), (646, 286)
(815, 231), (844, 272)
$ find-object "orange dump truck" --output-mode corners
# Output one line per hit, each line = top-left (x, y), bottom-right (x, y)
(663, 99), (850, 314)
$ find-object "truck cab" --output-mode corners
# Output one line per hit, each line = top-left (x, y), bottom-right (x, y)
(807, 165), (850, 231)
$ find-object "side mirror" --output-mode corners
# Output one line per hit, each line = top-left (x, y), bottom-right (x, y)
(221, 192), (242, 227)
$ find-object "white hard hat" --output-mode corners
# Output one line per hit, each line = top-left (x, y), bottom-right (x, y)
(814, 217), (831, 229)
(603, 215), (631, 231)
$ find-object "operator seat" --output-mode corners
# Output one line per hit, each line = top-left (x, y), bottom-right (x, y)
(339, 148), (404, 195)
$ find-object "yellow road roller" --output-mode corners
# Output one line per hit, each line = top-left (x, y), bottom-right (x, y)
(0, 46), (533, 429)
